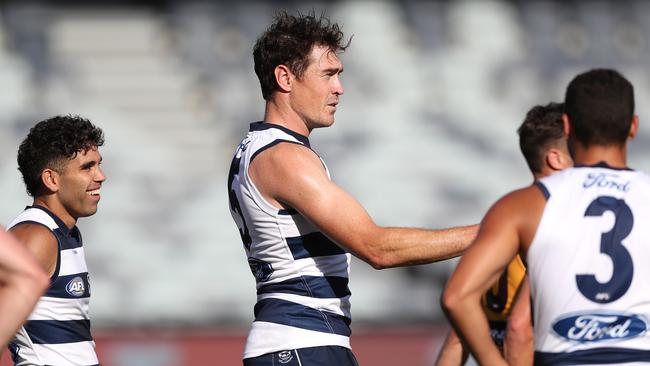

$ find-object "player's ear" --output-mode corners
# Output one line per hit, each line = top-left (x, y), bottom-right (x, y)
(562, 113), (571, 137)
(274, 64), (293, 93)
(546, 149), (565, 172)
(41, 169), (60, 193)
(629, 114), (639, 140)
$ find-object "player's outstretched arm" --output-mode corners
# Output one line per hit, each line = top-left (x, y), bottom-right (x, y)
(504, 276), (533, 366)
(0, 229), (49, 347)
(435, 329), (469, 366)
(249, 142), (477, 269)
(441, 186), (543, 365)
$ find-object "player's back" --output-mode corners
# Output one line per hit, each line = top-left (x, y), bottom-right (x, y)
(529, 163), (650, 365)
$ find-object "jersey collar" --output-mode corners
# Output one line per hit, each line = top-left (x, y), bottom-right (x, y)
(574, 161), (633, 171)
(250, 121), (311, 148)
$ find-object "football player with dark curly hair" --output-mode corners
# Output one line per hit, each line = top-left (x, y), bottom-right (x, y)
(8, 115), (105, 366)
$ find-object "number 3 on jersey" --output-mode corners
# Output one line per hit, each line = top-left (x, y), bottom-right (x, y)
(577, 196), (634, 303)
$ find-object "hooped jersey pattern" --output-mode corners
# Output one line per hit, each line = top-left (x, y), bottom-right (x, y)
(228, 122), (352, 359)
(530, 164), (650, 365)
(8, 206), (98, 366)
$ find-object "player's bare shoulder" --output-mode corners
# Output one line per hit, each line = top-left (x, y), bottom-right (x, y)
(497, 184), (546, 213)
(257, 140), (321, 166)
(249, 140), (330, 208)
(509, 185), (548, 246)
(9, 223), (58, 274)
(10, 223), (57, 245)
(250, 141), (326, 184)
(481, 185), (547, 248)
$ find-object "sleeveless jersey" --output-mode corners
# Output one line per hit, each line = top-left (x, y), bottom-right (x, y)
(529, 164), (650, 365)
(481, 255), (526, 346)
(228, 122), (352, 359)
(8, 206), (98, 366)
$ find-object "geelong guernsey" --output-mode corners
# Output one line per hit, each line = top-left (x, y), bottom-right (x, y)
(8, 206), (98, 366)
(228, 122), (352, 359)
(529, 164), (650, 365)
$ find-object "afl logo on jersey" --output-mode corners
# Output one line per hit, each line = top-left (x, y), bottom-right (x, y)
(552, 312), (647, 343)
(65, 276), (86, 297)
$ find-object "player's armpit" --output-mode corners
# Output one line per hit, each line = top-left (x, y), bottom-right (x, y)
(9, 223), (59, 277)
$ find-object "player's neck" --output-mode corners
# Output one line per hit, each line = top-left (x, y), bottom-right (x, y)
(263, 97), (311, 137)
(573, 144), (628, 169)
(33, 196), (77, 229)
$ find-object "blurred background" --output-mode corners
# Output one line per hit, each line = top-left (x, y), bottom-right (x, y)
(1, 0), (650, 364)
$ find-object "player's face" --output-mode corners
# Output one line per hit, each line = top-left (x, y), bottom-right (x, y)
(291, 44), (344, 130)
(57, 147), (106, 219)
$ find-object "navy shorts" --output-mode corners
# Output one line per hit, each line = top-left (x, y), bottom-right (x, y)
(243, 346), (358, 366)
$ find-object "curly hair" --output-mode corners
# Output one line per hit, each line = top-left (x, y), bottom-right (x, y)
(517, 103), (565, 174)
(253, 10), (351, 100)
(17, 115), (104, 197)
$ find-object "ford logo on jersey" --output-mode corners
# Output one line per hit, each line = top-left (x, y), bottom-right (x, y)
(65, 276), (86, 297)
(583, 173), (630, 192)
(552, 312), (647, 342)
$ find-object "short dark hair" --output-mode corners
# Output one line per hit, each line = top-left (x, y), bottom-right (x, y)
(18, 115), (104, 197)
(517, 103), (565, 174)
(253, 10), (350, 100)
(564, 68), (634, 147)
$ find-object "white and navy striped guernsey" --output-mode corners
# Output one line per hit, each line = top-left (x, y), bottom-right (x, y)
(530, 163), (650, 365)
(228, 122), (352, 359)
(8, 206), (98, 366)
